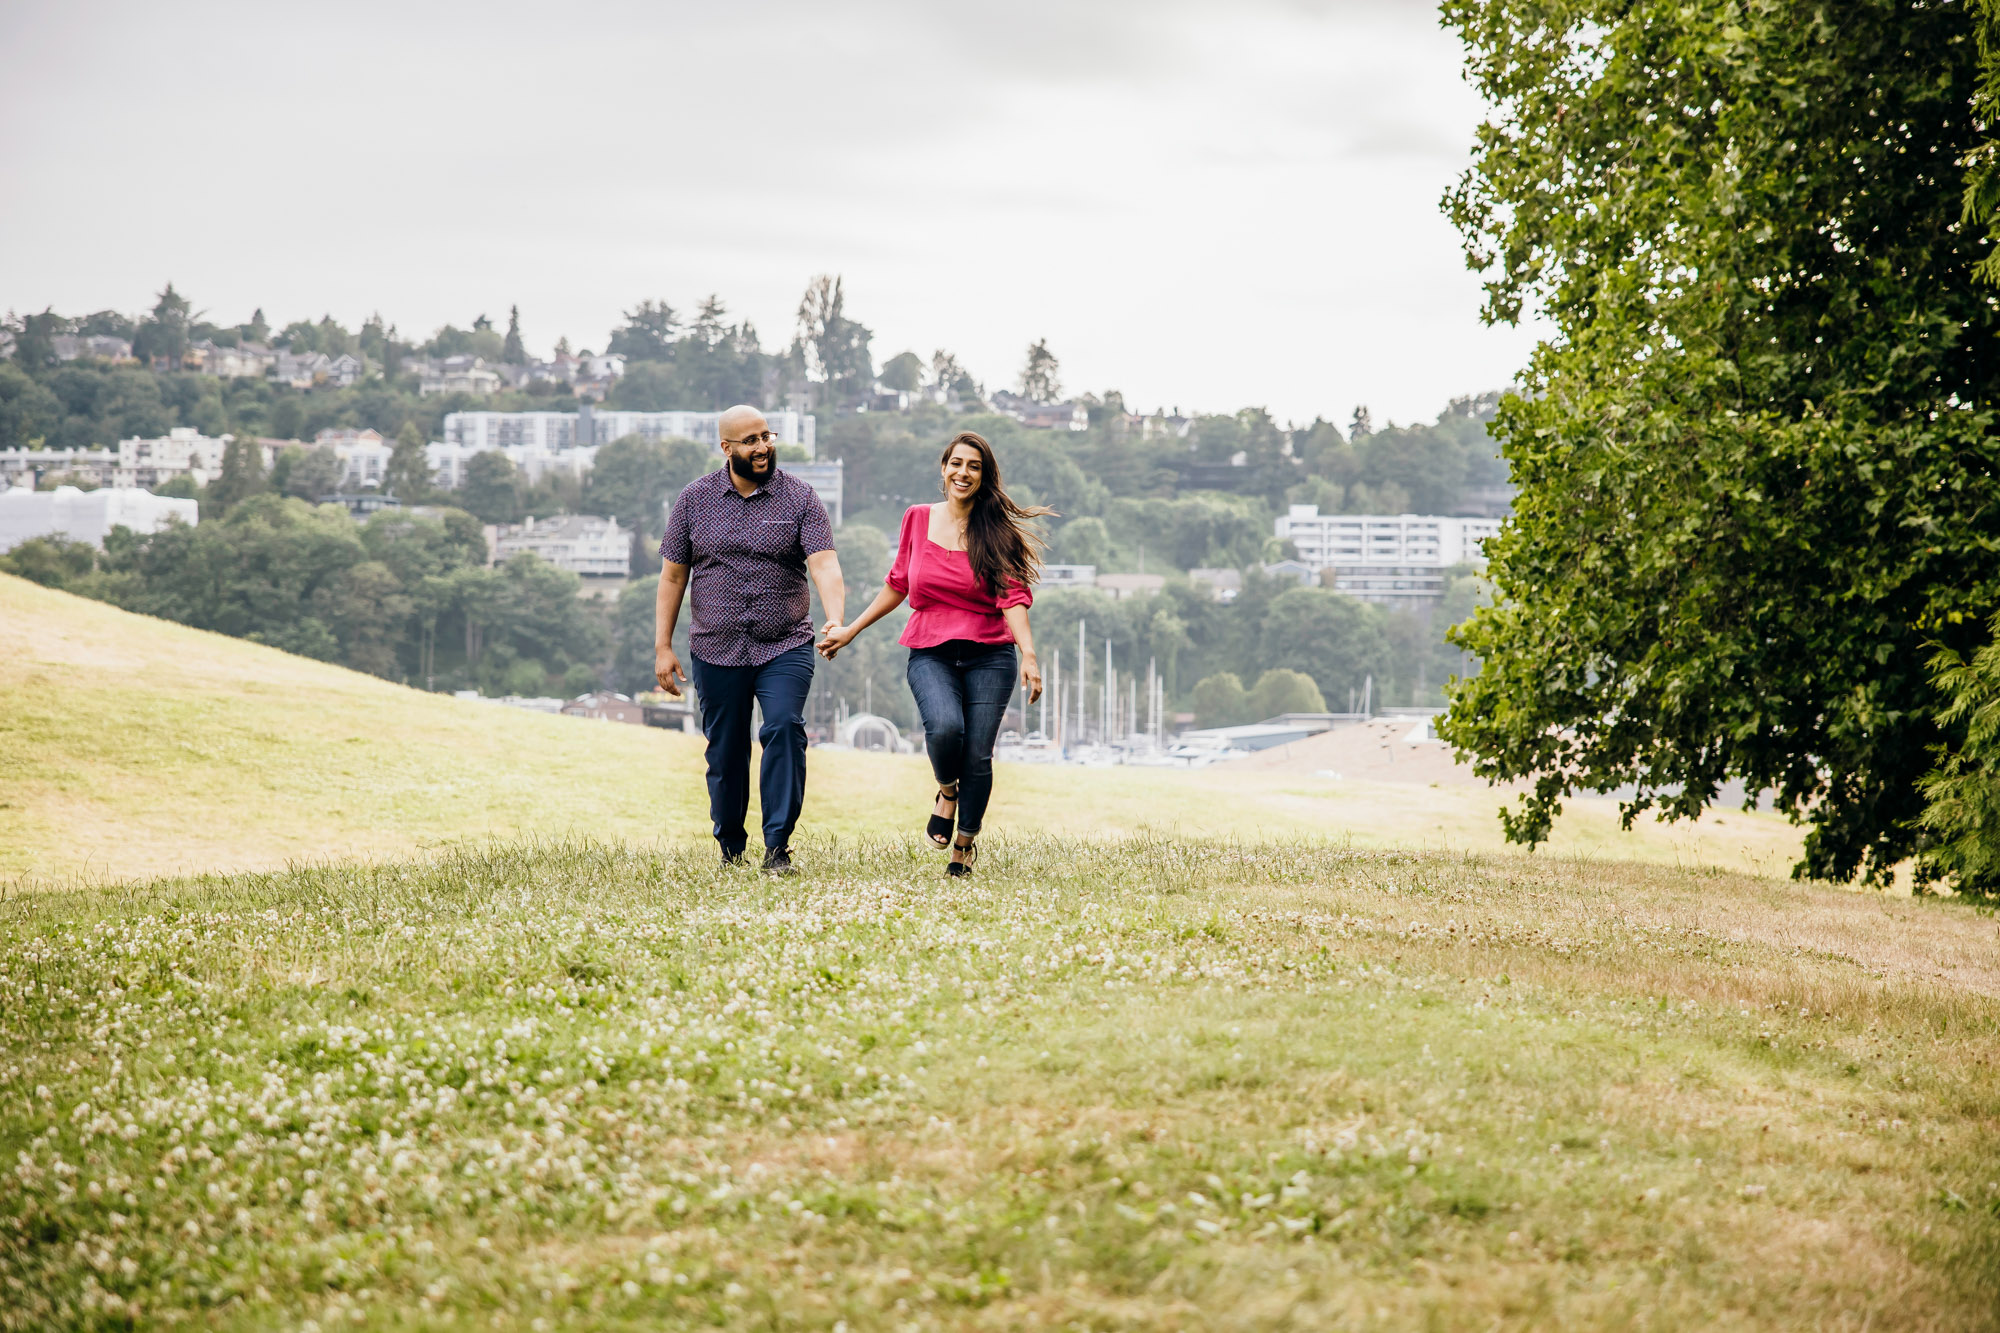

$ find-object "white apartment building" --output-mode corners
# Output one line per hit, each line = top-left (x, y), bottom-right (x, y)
(786, 460), (843, 526)
(0, 485), (197, 552)
(116, 428), (232, 489)
(1035, 564), (1097, 589)
(493, 513), (632, 579)
(315, 428), (393, 491)
(442, 407), (816, 456)
(0, 448), (121, 490)
(440, 411), (581, 451)
(1272, 505), (1502, 607)
(2, 430), (283, 491)
(425, 442), (599, 490)
(586, 407), (816, 456)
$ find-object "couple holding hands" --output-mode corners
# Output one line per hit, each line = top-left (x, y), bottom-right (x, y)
(653, 406), (1048, 877)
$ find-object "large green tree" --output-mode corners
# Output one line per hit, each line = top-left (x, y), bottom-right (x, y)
(582, 434), (713, 571)
(132, 284), (192, 366)
(385, 421), (431, 498)
(1436, 0), (2000, 883)
(1256, 587), (1392, 713)
(460, 450), (525, 524)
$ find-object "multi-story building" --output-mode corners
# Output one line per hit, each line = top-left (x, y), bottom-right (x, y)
(493, 513), (632, 580)
(786, 460), (843, 526)
(2, 429), (283, 491)
(0, 484), (198, 552)
(1035, 564), (1097, 589)
(992, 393), (1088, 431)
(424, 442), (598, 490)
(1272, 505), (1502, 609)
(315, 428), (393, 491)
(583, 407), (815, 456)
(274, 351), (336, 389)
(441, 407), (816, 456)
(440, 411), (581, 451)
(418, 356), (501, 396)
(0, 448), (121, 490)
(185, 340), (276, 378)
(50, 334), (135, 363)
(116, 428), (232, 489)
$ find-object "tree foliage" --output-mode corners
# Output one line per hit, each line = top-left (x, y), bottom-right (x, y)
(581, 434), (714, 572)
(1436, 0), (2000, 884)
(132, 284), (192, 366)
(1, 499), (607, 693)
(793, 276), (873, 405)
(879, 351), (924, 393)
(1019, 339), (1062, 404)
(460, 451), (525, 525)
(604, 297), (768, 411)
(606, 300), (678, 362)
(1918, 616), (2000, 892)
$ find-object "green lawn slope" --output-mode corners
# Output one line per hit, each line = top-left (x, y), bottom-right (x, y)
(2, 840), (1994, 1329)
(1, 573), (1807, 884)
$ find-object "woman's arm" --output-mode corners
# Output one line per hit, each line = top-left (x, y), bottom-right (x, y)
(1002, 604), (1042, 702)
(818, 584), (906, 658)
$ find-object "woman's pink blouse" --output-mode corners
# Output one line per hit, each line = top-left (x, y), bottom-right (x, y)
(886, 504), (1033, 648)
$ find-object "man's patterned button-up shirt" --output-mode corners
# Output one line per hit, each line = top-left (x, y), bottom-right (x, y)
(659, 466), (836, 667)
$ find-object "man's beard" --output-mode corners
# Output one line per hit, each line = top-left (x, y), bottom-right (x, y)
(729, 452), (773, 482)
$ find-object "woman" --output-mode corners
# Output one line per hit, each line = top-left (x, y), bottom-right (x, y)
(818, 431), (1049, 875)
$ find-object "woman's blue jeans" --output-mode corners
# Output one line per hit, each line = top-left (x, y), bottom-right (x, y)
(905, 639), (1017, 836)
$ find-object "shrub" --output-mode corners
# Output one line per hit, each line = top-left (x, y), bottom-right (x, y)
(1190, 672), (1250, 728)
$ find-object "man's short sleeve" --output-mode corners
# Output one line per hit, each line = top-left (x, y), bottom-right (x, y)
(659, 487), (694, 565)
(798, 485), (835, 556)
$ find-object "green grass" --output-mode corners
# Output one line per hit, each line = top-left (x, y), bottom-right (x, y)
(3, 837), (1996, 1330)
(1, 574), (1808, 883)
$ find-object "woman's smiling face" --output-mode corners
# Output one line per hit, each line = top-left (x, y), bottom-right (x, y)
(943, 443), (984, 501)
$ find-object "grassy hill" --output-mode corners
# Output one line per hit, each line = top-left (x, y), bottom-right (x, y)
(1, 574), (1807, 884)
(2, 839), (1994, 1329)
(4, 576), (1995, 1329)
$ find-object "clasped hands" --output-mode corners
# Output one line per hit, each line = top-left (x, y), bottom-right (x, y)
(816, 618), (853, 659)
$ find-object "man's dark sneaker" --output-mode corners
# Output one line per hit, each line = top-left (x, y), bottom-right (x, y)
(721, 848), (747, 867)
(761, 846), (796, 876)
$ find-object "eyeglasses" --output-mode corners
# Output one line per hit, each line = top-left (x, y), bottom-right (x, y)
(723, 431), (777, 447)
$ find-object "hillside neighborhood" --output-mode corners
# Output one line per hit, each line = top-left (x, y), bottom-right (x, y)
(1, 283), (1511, 748)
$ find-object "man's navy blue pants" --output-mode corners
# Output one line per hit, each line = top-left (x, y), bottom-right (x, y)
(688, 643), (814, 858)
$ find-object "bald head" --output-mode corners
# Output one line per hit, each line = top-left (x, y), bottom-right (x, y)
(718, 404), (767, 443)
(717, 404), (776, 491)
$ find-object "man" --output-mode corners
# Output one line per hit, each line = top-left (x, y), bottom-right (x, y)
(655, 404), (843, 873)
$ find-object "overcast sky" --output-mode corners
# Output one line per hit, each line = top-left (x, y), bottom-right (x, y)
(0, 0), (1543, 426)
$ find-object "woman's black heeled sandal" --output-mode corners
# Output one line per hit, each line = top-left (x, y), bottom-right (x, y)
(927, 786), (958, 848)
(946, 834), (977, 877)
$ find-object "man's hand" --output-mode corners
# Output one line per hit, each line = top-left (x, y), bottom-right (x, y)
(655, 646), (687, 698)
(817, 619), (853, 659)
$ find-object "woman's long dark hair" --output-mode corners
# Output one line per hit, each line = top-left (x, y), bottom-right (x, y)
(941, 431), (1056, 596)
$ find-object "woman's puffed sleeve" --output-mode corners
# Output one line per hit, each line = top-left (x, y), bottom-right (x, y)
(996, 578), (1033, 610)
(886, 505), (919, 594)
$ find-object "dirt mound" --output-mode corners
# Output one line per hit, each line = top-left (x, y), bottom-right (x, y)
(1228, 716), (1503, 786)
